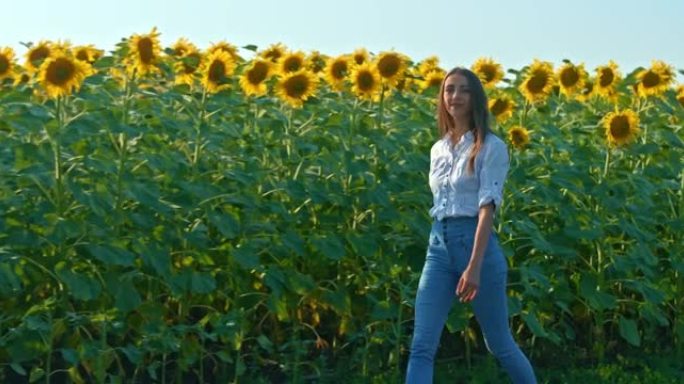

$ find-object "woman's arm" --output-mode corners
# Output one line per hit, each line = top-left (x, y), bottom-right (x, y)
(456, 203), (494, 302)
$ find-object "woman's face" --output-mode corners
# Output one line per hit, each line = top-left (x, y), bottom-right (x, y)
(443, 73), (472, 120)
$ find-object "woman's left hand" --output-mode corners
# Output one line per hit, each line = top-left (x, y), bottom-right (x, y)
(456, 267), (481, 302)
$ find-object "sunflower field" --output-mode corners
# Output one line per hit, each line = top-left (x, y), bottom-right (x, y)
(0, 28), (683, 383)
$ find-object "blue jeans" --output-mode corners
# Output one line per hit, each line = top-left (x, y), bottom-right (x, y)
(406, 217), (536, 384)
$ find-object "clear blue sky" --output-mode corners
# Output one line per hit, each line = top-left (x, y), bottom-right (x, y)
(2, 0), (682, 77)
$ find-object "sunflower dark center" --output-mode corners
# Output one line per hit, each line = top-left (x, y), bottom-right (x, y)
(137, 38), (154, 64)
(285, 75), (309, 97)
(610, 115), (630, 139)
(332, 61), (347, 80)
(208, 60), (226, 83)
(527, 71), (548, 93)
(284, 57), (303, 72)
(480, 65), (497, 83)
(560, 67), (579, 87)
(0, 56), (9, 74)
(378, 56), (400, 78)
(599, 68), (614, 87)
(46, 58), (75, 86)
(357, 71), (375, 91)
(641, 71), (660, 88)
(29, 46), (50, 66)
(490, 99), (508, 116)
(248, 62), (268, 84)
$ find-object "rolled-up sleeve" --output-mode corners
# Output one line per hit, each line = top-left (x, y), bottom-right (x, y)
(478, 138), (510, 210)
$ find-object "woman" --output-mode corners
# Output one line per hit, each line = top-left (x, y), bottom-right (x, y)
(405, 68), (537, 383)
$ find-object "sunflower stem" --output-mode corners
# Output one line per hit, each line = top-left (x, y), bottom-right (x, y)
(114, 78), (133, 234)
(51, 96), (65, 218)
(192, 88), (208, 173)
(602, 148), (611, 180)
(286, 107), (292, 159)
(376, 85), (386, 130)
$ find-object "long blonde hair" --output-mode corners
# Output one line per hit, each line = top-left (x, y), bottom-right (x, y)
(436, 67), (492, 174)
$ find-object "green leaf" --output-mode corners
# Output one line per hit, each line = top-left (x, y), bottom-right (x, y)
(618, 316), (641, 346)
(10, 363), (27, 376)
(29, 367), (45, 383)
(56, 268), (101, 301)
(86, 244), (135, 267)
(311, 234), (345, 260)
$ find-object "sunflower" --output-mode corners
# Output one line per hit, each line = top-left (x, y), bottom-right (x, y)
(275, 70), (319, 108)
(489, 94), (516, 123)
(350, 62), (382, 101)
(352, 48), (370, 66)
(417, 56), (441, 76)
(170, 38), (197, 57)
(174, 49), (202, 87)
(259, 43), (287, 63)
(199, 50), (236, 93)
(125, 27), (162, 77)
(676, 85), (684, 109)
(557, 62), (587, 97)
(519, 59), (555, 103)
(419, 69), (445, 93)
(38, 51), (93, 98)
(508, 126), (530, 149)
(278, 51), (306, 74)
(603, 109), (640, 147)
(73, 45), (103, 64)
(594, 61), (621, 99)
(324, 55), (350, 91)
(306, 50), (328, 74)
(472, 57), (504, 88)
(635, 60), (674, 98)
(374, 51), (407, 88)
(25, 41), (53, 73)
(0, 47), (16, 81)
(207, 41), (242, 62)
(575, 77), (596, 103)
(240, 59), (272, 97)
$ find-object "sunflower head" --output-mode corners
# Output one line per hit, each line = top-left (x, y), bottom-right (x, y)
(374, 51), (407, 87)
(125, 27), (162, 77)
(603, 109), (640, 147)
(594, 61), (621, 98)
(471, 57), (504, 88)
(278, 51), (306, 74)
(518, 59), (555, 103)
(576, 77), (596, 103)
(636, 60), (675, 98)
(676, 85), (684, 109)
(350, 62), (382, 101)
(508, 126), (530, 149)
(419, 69), (446, 93)
(240, 59), (272, 97)
(38, 51), (93, 98)
(259, 43), (287, 63)
(0, 47), (17, 81)
(170, 38), (197, 57)
(324, 55), (350, 91)
(352, 48), (370, 66)
(174, 49), (202, 87)
(417, 56), (441, 76)
(207, 41), (242, 62)
(305, 51), (328, 74)
(73, 45), (104, 64)
(25, 41), (53, 72)
(489, 94), (516, 123)
(200, 50), (236, 93)
(557, 62), (587, 97)
(275, 70), (319, 108)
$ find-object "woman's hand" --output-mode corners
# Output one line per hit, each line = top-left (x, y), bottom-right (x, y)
(456, 266), (481, 302)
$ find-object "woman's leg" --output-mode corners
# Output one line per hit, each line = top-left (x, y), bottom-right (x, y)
(471, 240), (537, 384)
(406, 232), (459, 384)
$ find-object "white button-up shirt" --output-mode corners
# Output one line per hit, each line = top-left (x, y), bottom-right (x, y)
(428, 131), (510, 220)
